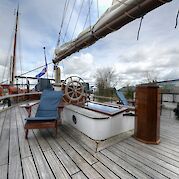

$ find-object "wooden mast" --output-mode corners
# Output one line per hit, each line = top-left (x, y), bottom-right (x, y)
(10, 6), (19, 85)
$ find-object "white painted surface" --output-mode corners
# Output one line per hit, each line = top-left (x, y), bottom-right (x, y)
(161, 94), (179, 103)
(174, 95), (179, 102)
(162, 94), (173, 102)
(63, 104), (134, 140)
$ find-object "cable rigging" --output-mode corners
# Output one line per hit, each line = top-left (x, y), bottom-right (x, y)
(175, 9), (179, 29)
(71, 0), (85, 40)
(83, 0), (93, 30)
(62, 0), (77, 43)
(56, 0), (70, 46)
(88, 0), (92, 30)
(96, 0), (99, 19)
(1, 9), (18, 84)
(17, 16), (23, 76)
(1, 34), (14, 83)
(16, 11), (25, 88)
(137, 16), (144, 40)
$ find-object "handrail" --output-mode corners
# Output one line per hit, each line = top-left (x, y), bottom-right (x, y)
(0, 92), (41, 101)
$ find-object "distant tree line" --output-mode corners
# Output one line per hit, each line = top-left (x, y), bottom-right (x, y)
(94, 67), (119, 101)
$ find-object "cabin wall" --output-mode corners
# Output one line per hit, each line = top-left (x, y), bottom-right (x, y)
(62, 105), (134, 140)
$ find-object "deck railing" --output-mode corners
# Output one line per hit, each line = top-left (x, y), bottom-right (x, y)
(0, 92), (41, 111)
(161, 92), (179, 103)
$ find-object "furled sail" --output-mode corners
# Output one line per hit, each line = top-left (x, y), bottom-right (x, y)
(112, 0), (119, 5)
(53, 0), (172, 63)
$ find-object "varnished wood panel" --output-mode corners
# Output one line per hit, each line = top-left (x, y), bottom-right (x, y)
(134, 85), (160, 144)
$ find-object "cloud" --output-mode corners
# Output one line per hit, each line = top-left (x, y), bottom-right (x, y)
(61, 52), (96, 82)
(0, 0), (179, 88)
(62, 53), (94, 73)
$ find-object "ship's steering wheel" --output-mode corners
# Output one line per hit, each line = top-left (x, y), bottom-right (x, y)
(63, 76), (85, 103)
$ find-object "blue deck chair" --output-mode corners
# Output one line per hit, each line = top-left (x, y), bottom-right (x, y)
(115, 89), (128, 106)
(24, 90), (64, 139)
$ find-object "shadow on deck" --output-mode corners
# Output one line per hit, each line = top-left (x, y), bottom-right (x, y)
(0, 104), (179, 179)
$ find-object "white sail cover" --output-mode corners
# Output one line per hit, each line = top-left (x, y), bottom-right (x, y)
(112, 0), (120, 5)
(53, 0), (172, 63)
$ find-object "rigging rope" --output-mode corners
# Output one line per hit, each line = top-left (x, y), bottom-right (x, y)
(1, 43), (13, 83)
(17, 62), (53, 77)
(56, 0), (69, 46)
(17, 13), (24, 88)
(83, 0), (93, 30)
(18, 20), (23, 76)
(88, 0), (91, 30)
(175, 9), (179, 29)
(71, 0), (85, 40)
(0, 62), (53, 84)
(1, 13), (16, 84)
(62, 0), (77, 43)
(96, 0), (99, 19)
(137, 16), (144, 40)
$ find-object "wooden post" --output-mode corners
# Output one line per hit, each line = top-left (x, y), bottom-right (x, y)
(10, 7), (19, 85)
(134, 84), (160, 144)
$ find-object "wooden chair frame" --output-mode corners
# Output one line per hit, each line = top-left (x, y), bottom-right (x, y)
(21, 101), (64, 139)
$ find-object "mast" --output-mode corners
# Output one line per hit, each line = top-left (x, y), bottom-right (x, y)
(10, 6), (19, 85)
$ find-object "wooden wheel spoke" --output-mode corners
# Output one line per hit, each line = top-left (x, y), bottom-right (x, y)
(74, 92), (78, 98)
(71, 93), (75, 99)
(64, 76), (85, 103)
(68, 91), (73, 95)
(71, 80), (75, 88)
(77, 86), (82, 90)
(73, 85), (77, 91)
(76, 91), (81, 95)
(68, 86), (74, 91)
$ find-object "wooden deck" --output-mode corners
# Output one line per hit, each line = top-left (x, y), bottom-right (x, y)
(0, 104), (179, 179)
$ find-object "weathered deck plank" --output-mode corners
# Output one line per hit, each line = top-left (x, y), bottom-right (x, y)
(22, 156), (39, 179)
(62, 123), (98, 151)
(62, 123), (144, 178)
(33, 129), (52, 152)
(28, 136), (55, 179)
(158, 141), (179, 154)
(150, 138), (179, 158)
(114, 143), (179, 178)
(60, 129), (98, 165)
(55, 136), (104, 179)
(72, 172), (88, 179)
(42, 132), (80, 176)
(0, 111), (9, 166)
(127, 138), (179, 163)
(0, 164), (7, 179)
(106, 146), (167, 179)
(20, 106), (55, 179)
(16, 106), (31, 159)
(0, 105), (179, 179)
(8, 108), (23, 179)
(43, 149), (71, 179)
(0, 111), (6, 136)
(101, 149), (152, 179)
(119, 142), (179, 175)
(62, 124), (141, 178)
(92, 162), (120, 179)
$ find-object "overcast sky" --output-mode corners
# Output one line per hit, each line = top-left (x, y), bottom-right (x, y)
(0, 0), (179, 88)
